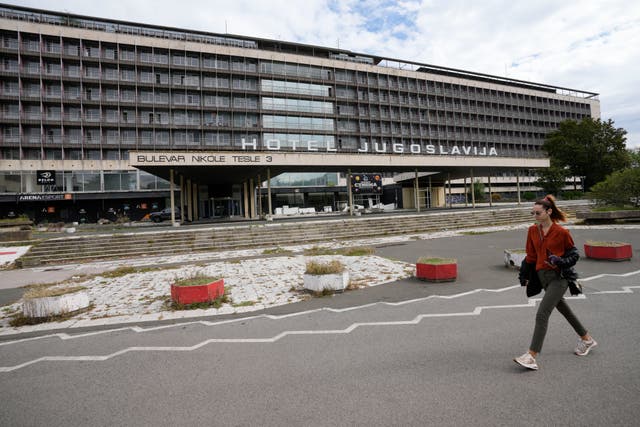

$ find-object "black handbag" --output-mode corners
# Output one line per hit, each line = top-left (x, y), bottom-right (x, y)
(568, 280), (583, 296)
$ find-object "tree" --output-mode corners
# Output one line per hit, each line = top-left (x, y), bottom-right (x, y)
(535, 165), (568, 196)
(471, 179), (485, 201)
(543, 118), (630, 191)
(628, 147), (640, 168)
(590, 168), (640, 207)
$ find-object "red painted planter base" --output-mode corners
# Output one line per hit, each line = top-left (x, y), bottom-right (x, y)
(416, 263), (457, 282)
(171, 279), (224, 305)
(584, 243), (632, 261)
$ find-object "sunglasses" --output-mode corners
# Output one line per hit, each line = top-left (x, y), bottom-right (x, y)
(530, 210), (546, 216)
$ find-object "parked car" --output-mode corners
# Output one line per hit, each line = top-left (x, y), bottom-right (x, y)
(149, 207), (180, 223)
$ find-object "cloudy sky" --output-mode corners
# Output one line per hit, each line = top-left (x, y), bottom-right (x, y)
(5, 0), (640, 148)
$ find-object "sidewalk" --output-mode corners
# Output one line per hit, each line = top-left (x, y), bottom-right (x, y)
(1, 221), (638, 337)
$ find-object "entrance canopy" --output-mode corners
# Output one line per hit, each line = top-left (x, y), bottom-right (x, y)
(129, 151), (550, 187)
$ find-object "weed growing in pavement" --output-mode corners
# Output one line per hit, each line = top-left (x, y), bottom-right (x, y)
(172, 274), (221, 287)
(9, 304), (95, 327)
(303, 246), (374, 256)
(340, 246), (374, 256)
(262, 247), (293, 255)
(23, 285), (87, 299)
(305, 259), (345, 275)
(232, 300), (256, 308)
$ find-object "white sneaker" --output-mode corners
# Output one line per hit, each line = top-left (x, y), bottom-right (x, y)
(575, 338), (598, 356)
(514, 352), (538, 370)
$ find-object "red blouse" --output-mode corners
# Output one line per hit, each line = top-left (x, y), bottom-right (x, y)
(525, 222), (575, 271)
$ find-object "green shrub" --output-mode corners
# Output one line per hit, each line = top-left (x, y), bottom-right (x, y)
(562, 190), (584, 200)
(522, 192), (536, 201)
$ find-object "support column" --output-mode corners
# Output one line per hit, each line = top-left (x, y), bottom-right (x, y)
(186, 178), (193, 222)
(179, 175), (185, 223)
(488, 174), (493, 207)
(447, 173), (452, 208)
(470, 169), (475, 208)
(428, 177), (432, 209)
(414, 169), (420, 212)
(243, 181), (249, 218)
(464, 177), (468, 207)
(169, 169), (176, 225)
(516, 173), (521, 206)
(347, 169), (353, 216)
(257, 174), (262, 217)
(267, 168), (272, 216)
(192, 182), (198, 220)
(249, 178), (255, 219)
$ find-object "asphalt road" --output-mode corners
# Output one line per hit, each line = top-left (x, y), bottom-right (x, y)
(1, 227), (639, 426)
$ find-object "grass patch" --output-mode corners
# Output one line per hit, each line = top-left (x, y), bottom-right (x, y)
(303, 246), (374, 256)
(305, 259), (345, 275)
(232, 300), (256, 307)
(340, 246), (374, 256)
(303, 246), (336, 256)
(417, 257), (457, 265)
(23, 285), (86, 300)
(9, 304), (95, 327)
(585, 240), (629, 247)
(96, 265), (174, 279)
(263, 247), (293, 255)
(172, 274), (221, 287)
(592, 206), (640, 212)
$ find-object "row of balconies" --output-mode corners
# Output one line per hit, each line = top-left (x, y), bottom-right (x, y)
(2, 94), (588, 122)
(0, 112), (585, 134)
(1, 55), (592, 108)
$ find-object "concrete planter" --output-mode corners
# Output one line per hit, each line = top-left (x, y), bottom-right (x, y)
(303, 272), (349, 292)
(416, 259), (457, 282)
(22, 291), (90, 318)
(584, 242), (632, 261)
(170, 278), (225, 305)
(504, 249), (527, 269)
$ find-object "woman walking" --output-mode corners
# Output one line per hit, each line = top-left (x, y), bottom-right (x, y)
(514, 195), (597, 370)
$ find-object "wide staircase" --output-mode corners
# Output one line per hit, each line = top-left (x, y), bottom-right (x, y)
(16, 203), (587, 267)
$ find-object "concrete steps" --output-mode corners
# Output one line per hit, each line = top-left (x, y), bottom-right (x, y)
(17, 204), (584, 267)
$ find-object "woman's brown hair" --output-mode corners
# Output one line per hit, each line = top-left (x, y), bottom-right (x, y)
(534, 194), (567, 222)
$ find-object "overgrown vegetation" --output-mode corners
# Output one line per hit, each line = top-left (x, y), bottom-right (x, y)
(172, 274), (221, 287)
(303, 246), (374, 256)
(305, 259), (345, 275)
(417, 257), (457, 265)
(585, 240), (629, 247)
(262, 247), (293, 255)
(9, 304), (95, 327)
(23, 285), (86, 300)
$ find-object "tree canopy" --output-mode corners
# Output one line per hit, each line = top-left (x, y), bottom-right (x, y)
(542, 118), (629, 191)
(590, 168), (640, 207)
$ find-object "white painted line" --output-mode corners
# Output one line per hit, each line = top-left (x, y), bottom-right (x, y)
(0, 299), (541, 373)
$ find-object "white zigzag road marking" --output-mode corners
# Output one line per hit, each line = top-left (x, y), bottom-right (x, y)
(0, 300), (539, 373)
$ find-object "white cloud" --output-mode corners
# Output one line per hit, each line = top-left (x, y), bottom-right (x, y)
(5, 0), (640, 147)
